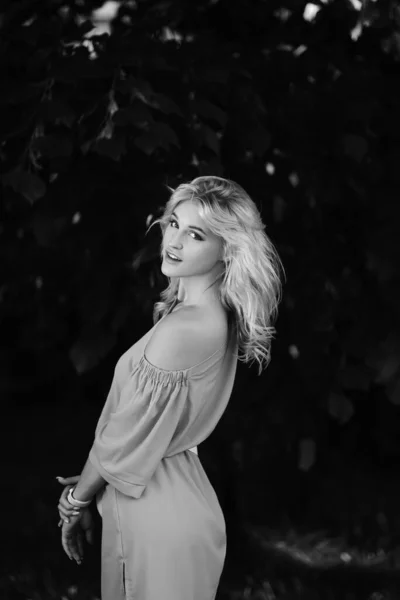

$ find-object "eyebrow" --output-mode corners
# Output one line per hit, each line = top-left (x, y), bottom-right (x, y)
(171, 211), (207, 236)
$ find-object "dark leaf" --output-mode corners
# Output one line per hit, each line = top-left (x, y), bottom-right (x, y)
(198, 156), (223, 176)
(63, 17), (95, 38)
(134, 122), (180, 155)
(130, 79), (182, 116)
(1, 82), (43, 105)
(366, 334), (400, 383)
(69, 328), (116, 374)
(328, 393), (354, 424)
(32, 134), (73, 158)
(110, 301), (134, 333)
(250, 125), (272, 156)
(388, 374), (400, 405)
(340, 365), (371, 391)
(152, 93), (183, 117)
(39, 100), (76, 127)
(146, 55), (177, 71)
(31, 215), (67, 247)
(343, 134), (369, 163)
(113, 105), (153, 127)
(3, 169), (46, 203)
(192, 97), (227, 127)
(152, 122), (180, 147)
(298, 438), (316, 471)
(202, 125), (220, 154)
(93, 136), (126, 161)
(131, 78), (154, 100)
(9, 21), (42, 45)
(273, 195), (286, 224)
(52, 56), (112, 82)
(134, 132), (161, 155)
(201, 67), (230, 84)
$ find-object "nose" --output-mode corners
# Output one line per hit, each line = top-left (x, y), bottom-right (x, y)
(169, 233), (183, 249)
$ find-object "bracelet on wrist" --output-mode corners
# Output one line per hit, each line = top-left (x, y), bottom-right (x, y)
(67, 486), (92, 508)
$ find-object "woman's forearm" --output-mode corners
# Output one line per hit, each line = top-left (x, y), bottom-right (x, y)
(73, 457), (106, 503)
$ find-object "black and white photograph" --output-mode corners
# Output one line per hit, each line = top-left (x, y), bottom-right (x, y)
(1, 1), (400, 599)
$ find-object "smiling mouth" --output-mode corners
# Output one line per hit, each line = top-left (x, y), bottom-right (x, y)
(165, 251), (182, 262)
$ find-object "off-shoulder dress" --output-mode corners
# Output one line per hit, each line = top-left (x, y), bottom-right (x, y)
(87, 298), (238, 600)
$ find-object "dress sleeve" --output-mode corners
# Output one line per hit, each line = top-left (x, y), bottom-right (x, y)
(88, 356), (189, 499)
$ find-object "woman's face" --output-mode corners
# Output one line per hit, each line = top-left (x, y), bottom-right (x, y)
(161, 200), (223, 279)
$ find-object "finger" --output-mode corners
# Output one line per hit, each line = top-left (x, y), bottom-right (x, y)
(56, 476), (68, 483)
(58, 511), (81, 526)
(86, 526), (94, 545)
(58, 507), (73, 522)
(58, 511), (79, 524)
(61, 484), (73, 497)
(77, 531), (84, 558)
(58, 503), (78, 517)
(58, 515), (77, 527)
(59, 495), (77, 509)
(61, 530), (73, 561)
(69, 538), (82, 564)
(58, 502), (80, 517)
(59, 487), (78, 511)
(59, 509), (80, 521)
(62, 526), (81, 564)
(59, 497), (81, 513)
(56, 476), (80, 485)
(59, 485), (74, 504)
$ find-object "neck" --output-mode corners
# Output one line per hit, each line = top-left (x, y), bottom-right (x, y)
(175, 293), (221, 311)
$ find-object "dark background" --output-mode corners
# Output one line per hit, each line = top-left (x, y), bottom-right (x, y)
(1, 1), (400, 598)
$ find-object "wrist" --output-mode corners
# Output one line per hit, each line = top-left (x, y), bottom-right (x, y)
(67, 486), (92, 507)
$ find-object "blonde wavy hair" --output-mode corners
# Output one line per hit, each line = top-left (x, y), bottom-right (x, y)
(146, 176), (285, 375)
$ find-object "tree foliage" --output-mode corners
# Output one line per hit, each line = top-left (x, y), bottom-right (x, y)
(1, 0), (400, 478)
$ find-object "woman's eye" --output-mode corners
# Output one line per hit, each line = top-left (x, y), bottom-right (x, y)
(168, 219), (202, 240)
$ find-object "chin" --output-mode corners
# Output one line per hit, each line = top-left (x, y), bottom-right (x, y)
(161, 259), (181, 274)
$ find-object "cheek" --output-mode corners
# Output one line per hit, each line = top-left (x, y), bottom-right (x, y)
(163, 228), (172, 244)
(191, 244), (220, 267)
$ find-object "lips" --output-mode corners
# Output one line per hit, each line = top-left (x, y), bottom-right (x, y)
(165, 250), (182, 261)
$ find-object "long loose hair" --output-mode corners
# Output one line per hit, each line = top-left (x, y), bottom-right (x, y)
(147, 176), (285, 375)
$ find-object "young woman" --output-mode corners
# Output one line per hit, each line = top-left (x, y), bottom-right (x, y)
(56, 176), (284, 600)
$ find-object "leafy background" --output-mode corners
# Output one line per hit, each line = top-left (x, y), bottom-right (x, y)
(1, 0), (400, 598)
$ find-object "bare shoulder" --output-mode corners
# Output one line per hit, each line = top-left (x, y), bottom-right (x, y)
(144, 304), (228, 372)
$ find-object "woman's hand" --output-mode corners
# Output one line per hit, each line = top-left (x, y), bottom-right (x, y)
(80, 507), (95, 545)
(61, 514), (84, 564)
(56, 475), (81, 526)
(60, 507), (95, 564)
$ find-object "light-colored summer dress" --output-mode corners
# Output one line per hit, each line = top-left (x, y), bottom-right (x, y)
(88, 299), (238, 600)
